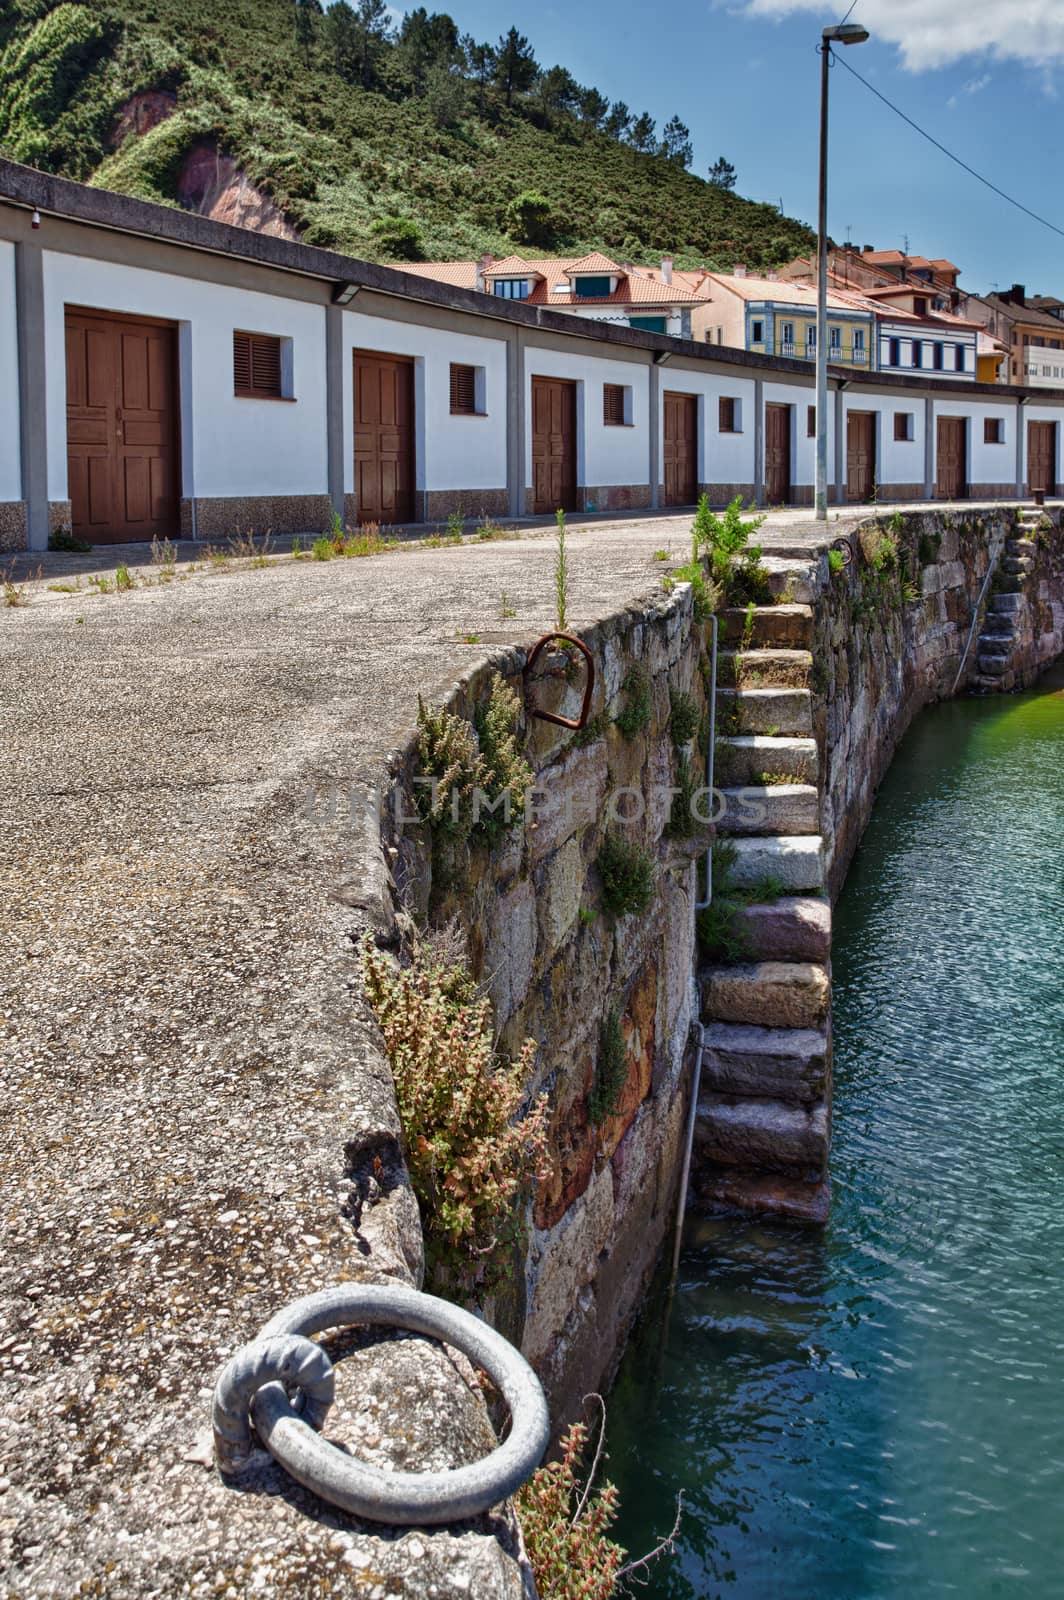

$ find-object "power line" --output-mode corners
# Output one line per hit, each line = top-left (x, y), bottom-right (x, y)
(834, 51), (1064, 243)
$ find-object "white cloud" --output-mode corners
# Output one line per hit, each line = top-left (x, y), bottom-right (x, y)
(740, 0), (1064, 71)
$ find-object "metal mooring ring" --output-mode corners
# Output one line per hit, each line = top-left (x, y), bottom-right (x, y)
(212, 1283), (550, 1525)
(829, 535), (854, 568)
(524, 632), (595, 730)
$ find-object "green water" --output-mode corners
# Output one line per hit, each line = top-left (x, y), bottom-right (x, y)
(608, 672), (1064, 1599)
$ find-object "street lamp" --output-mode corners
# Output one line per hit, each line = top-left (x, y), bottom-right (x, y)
(815, 20), (869, 521)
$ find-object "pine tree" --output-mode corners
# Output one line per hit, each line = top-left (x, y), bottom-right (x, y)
(629, 112), (656, 153)
(708, 155), (737, 191)
(661, 115), (692, 168)
(495, 28), (537, 107)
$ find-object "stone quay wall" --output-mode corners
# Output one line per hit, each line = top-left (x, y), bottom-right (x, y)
(385, 586), (709, 1425)
(815, 506), (1064, 898)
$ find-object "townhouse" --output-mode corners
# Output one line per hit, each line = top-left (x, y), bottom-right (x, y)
(1, 158), (1062, 555)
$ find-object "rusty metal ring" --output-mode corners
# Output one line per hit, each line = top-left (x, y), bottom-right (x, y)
(523, 633), (595, 730)
(829, 536), (854, 568)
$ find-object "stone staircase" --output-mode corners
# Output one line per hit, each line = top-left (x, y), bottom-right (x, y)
(972, 509), (1039, 693)
(692, 596), (833, 1224)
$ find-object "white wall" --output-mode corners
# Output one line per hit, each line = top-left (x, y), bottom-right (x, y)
(0, 241), (20, 502)
(342, 309), (508, 494)
(524, 345), (651, 491)
(661, 364), (757, 488)
(943, 395), (1016, 485)
(1017, 399), (1064, 486)
(42, 253), (329, 502)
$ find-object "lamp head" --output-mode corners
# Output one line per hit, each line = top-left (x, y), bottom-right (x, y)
(823, 22), (870, 44)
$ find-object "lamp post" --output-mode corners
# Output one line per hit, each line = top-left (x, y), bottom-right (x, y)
(815, 21), (869, 521)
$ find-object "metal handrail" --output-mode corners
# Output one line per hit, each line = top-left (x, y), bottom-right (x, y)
(694, 613), (718, 913)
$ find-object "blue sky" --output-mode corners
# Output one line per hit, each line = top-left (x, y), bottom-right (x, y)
(395, 0), (1064, 294)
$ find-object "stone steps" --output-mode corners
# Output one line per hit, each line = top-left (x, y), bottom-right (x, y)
(701, 961), (830, 1031)
(718, 648), (813, 689)
(717, 783), (819, 836)
(725, 834), (825, 895)
(761, 558), (817, 605)
(717, 686), (813, 736)
(700, 1019), (830, 1102)
(721, 604), (814, 650)
(688, 1168), (831, 1225)
(731, 896), (831, 963)
(978, 633), (1014, 657)
(987, 591), (1026, 616)
(715, 733), (818, 786)
(695, 1095), (829, 1178)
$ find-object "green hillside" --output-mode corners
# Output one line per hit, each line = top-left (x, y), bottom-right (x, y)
(0, 0), (814, 269)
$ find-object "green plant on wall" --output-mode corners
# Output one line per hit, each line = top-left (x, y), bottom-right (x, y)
(589, 1005), (628, 1125)
(362, 937), (549, 1293)
(614, 664), (651, 739)
(415, 674), (532, 849)
(668, 686), (699, 747)
(597, 832), (654, 918)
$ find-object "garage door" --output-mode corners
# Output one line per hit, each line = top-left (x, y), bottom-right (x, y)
(354, 350), (416, 524)
(65, 308), (179, 544)
(531, 376), (577, 514)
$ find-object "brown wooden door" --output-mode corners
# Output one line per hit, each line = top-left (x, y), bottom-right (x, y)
(1028, 421), (1057, 496)
(65, 309), (179, 544)
(765, 403), (791, 504)
(663, 392), (698, 505)
(936, 416), (967, 499)
(846, 411), (876, 502)
(354, 351), (415, 523)
(531, 377), (577, 514)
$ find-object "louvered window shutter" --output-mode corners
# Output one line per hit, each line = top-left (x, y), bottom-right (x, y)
(234, 332), (283, 397)
(450, 363), (477, 414)
(603, 384), (625, 425)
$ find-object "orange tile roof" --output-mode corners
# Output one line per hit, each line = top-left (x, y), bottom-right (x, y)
(401, 255), (703, 307)
(562, 251), (625, 274)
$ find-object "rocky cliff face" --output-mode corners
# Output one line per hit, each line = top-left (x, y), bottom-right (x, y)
(110, 94), (300, 241)
(176, 142), (300, 240)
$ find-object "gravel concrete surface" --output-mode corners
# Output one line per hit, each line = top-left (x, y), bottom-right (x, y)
(0, 513), (829, 1596)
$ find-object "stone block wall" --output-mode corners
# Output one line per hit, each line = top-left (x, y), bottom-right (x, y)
(817, 506), (1064, 896)
(385, 588), (709, 1423)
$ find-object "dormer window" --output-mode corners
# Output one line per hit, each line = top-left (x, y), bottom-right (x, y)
(493, 278), (530, 300)
(572, 275), (613, 299)
(914, 296), (929, 316)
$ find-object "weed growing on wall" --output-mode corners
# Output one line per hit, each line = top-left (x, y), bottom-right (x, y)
(692, 494), (770, 605)
(614, 664), (651, 738)
(362, 938), (549, 1293)
(554, 508), (570, 632)
(589, 1006), (628, 1125)
(416, 674), (532, 853)
(517, 1414), (625, 1599)
(668, 687), (699, 747)
(597, 833), (654, 918)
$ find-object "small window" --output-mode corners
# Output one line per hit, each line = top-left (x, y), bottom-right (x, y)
(894, 412), (914, 442)
(782, 322), (794, 346)
(234, 331), (283, 399)
(829, 325), (842, 351)
(751, 319), (764, 344)
(984, 417), (1004, 444)
(573, 275), (612, 299)
(493, 278), (529, 300)
(450, 362), (478, 415)
(955, 346), (965, 372)
(912, 340), (923, 369)
(806, 326), (817, 354)
(719, 396), (740, 433)
(603, 383), (629, 425)
(889, 338), (901, 366)
(807, 405), (816, 438)
(853, 329), (866, 355)
(933, 343), (944, 371)
(914, 296), (929, 316)
(629, 315), (667, 333)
